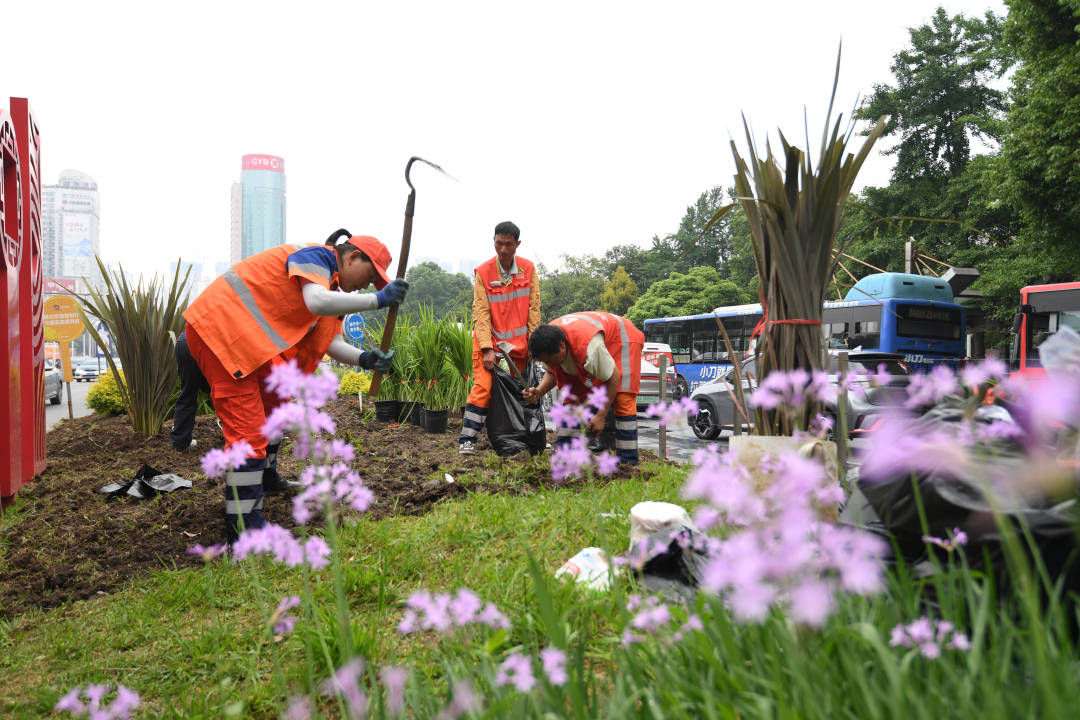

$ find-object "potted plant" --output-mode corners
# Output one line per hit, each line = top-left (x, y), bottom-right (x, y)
(367, 312), (414, 423)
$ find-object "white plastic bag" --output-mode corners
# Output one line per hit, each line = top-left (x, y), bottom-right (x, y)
(555, 547), (610, 590)
(628, 501), (696, 550)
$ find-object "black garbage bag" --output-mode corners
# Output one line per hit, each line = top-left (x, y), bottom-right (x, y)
(98, 463), (192, 499)
(847, 399), (1080, 609)
(487, 362), (547, 456)
(631, 526), (709, 604)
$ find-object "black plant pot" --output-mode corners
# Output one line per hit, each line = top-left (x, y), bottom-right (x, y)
(423, 408), (449, 434)
(404, 401), (424, 426)
(374, 400), (402, 423)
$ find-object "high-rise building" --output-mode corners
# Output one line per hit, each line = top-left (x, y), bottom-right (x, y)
(42, 169), (101, 283)
(236, 154), (286, 259)
(229, 182), (242, 264)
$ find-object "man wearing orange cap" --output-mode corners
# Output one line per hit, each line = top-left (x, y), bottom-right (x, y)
(458, 221), (541, 454)
(183, 229), (408, 541)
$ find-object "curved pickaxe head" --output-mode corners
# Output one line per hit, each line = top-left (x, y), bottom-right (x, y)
(405, 156), (457, 192)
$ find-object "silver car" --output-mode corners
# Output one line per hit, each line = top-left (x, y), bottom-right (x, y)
(44, 361), (62, 405)
(689, 352), (911, 440)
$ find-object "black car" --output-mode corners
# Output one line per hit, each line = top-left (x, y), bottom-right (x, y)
(688, 352), (911, 440)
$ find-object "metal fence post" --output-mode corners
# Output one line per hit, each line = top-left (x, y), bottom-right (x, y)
(658, 354), (668, 460)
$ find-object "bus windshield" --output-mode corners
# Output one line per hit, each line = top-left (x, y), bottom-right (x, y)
(1026, 310), (1080, 368)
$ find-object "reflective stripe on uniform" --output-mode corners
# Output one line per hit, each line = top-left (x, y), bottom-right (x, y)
(226, 469), (264, 487)
(492, 326), (528, 340)
(616, 319), (631, 392)
(223, 270), (291, 353)
(226, 497), (260, 515)
(287, 260), (332, 281)
(486, 288), (531, 304)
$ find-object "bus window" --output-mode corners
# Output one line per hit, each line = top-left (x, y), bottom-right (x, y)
(854, 320), (881, 348)
(668, 323), (690, 363)
(822, 322), (849, 349)
(691, 317), (719, 361)
(644, 323), (666, 345)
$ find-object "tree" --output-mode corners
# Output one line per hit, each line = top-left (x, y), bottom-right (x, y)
(600, 266), (639, 316)
(858, 7), (1013, 260)
(537, 260), (606, 322)
(1002, 0), (1080, 266)
(625, 267), (749, 327)
(402, 262), (473, 319)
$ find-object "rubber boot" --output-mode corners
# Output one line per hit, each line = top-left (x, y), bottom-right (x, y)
(262, 442), (301, 495)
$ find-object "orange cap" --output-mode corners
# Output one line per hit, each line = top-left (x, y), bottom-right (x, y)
(345, 236), (393, 289)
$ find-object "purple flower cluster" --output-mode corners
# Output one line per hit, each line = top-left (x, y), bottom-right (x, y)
(232, 524), (331, 569)
(922, 527), (968, 551)
(378, 666), (409, 715)
(644, 397), (699, 427)
(751, 368), (841, 410)
(54, 685), (140, 719)
(320, 658), (368, 719)
(621, 594), (704, 645)
(549, 386), (597, 429)
(397, 588), (510, 634)
(272, 595), (301, 634)
(905, 365), (959, 408)
(435, 680), (482, 720)
(890, 617), (971, 658)
(494, 652), (536, 692)
(186, 542), (228, 562)
(293, 462), (375, 525)
(200, 440), (254, 479)
(682, 445), (886, 626)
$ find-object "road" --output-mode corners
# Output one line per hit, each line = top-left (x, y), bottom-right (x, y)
(46, 379), (95, 429)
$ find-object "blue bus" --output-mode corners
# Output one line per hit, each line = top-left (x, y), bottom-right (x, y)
(642, 272), (966, 397)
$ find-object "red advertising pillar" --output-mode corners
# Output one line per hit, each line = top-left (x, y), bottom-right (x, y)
(0, 108), (24, 500)
(12, 98), (44, 477)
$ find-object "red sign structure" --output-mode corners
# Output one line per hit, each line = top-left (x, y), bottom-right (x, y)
(1, 97), (43, 505)
(242, 154), (284, 173)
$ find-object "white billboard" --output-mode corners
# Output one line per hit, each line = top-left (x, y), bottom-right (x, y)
(62, 212), (94, 277)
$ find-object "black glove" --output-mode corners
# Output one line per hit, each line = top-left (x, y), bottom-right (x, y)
(359, 348), (395, 373)
(375, 279), (409, 309)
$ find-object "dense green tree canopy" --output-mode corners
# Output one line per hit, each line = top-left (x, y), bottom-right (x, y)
(600, 266), (639, 317)
(625, 267), (749, 327)
(402, 262), (472, 319)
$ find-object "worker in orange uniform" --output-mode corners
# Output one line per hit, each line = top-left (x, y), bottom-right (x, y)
(458, 221), (541, 454)
(523, 312), (644, 465)
(183, 229), (408, 541)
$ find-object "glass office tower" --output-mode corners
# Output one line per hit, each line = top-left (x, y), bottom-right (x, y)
(240, 154), (286, 258)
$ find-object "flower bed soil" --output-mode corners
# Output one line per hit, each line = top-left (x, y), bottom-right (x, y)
(0, 397), (661, 618)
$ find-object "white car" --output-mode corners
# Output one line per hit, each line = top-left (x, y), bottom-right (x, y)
(43, 361), (62, 405)
(637, 342), (677, 409)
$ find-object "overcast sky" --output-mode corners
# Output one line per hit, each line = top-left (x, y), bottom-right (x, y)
(4, 0), (1005, 282)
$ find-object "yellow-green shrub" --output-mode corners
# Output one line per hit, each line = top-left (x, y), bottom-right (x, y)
(87, 370), (126, 416)
(338, 370), (371, 396)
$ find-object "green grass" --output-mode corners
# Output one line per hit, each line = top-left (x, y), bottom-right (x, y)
(3, 456), (1079, 719)
(0, 462), (684, 718)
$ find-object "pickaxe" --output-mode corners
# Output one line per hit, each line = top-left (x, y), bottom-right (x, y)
(368, 156), (454, 397)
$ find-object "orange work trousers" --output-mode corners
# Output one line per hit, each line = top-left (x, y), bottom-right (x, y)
(466, 344), (529, 409)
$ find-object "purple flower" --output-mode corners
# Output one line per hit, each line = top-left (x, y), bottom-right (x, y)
(321, 658), (367, 719)
(858, 414), (972, 483)
(889, 616), (970, 658)
(272, 595), (301, 634)
(905, 365), (959, 408)
(631, 603), (672, 632)
(586, 385), (608, 410)
(200, 441), (254, 479)
(961, 357), (1007, 390)
(435, 680), (482, 720)
(549, 402), (580, 429)
(550, 436), (591, 482)
(540, 647), (568, 686)
(398, 589), (509, 634)
(292, 464), (374, 525)
(595, 451), (620, 476)
(379, 666), (409, 715)
(54, 685), (141, 719)
(787, 579), (833, 627)
(232, 524), (329, 569)
(186, 543), (228, 562)
(809, 413), (834, 437)
(283, 695), (313, 720)
(922, 527), (968, 551)
(495, 652), (536, 692)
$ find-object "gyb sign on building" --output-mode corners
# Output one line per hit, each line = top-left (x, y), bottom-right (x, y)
(1, 97), (45, 505)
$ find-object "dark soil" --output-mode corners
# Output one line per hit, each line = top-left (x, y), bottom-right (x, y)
(1, 397), (662, 618)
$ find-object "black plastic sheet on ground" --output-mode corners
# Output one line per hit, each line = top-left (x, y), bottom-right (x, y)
(487, 362), (547, 456)
(98, 463), (192, 499)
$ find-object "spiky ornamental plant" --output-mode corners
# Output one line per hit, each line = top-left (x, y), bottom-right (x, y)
(730, 55), (885, 435)
(77, 258), (192, 436)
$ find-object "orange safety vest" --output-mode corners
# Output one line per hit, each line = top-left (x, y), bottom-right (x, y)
(550, 312), (644, 400)
(282, 315), (344, 374)
(184, 244), (340, 379)
(474, 255), (534, 359)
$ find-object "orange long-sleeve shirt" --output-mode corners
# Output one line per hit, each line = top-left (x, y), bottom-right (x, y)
(472, 257), (542, 350)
